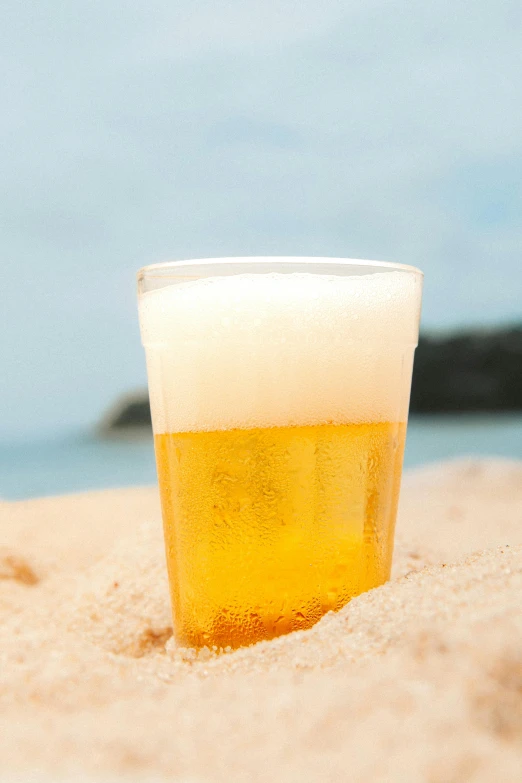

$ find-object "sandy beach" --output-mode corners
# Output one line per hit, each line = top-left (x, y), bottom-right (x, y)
(1, 458), (521, 782)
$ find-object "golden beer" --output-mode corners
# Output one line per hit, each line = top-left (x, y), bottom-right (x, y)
(155, 421), (406, 649)
(138, 259), (422, 649)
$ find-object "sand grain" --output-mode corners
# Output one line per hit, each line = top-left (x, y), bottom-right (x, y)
(1, 458), (521, 782)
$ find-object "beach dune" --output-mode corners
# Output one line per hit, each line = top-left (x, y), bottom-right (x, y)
(1, 459), (521, 782)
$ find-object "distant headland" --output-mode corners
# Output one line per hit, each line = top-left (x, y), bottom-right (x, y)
(410, 325), (522, 413)
(100, 325), (522, 433)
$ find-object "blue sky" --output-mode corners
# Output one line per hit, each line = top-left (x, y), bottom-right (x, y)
(1, 0), (522, 438)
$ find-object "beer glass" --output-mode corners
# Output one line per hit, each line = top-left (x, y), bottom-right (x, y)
(138, 258), (423, 649)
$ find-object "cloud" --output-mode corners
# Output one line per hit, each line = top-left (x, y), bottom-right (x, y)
(0, 0), (521, 434)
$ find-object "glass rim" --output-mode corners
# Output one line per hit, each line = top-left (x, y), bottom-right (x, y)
(137, 256), (423, 282)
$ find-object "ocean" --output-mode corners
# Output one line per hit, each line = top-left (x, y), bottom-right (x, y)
(1, 415), (522, 501)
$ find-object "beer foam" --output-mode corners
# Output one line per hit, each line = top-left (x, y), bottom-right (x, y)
(139, 272), (422, 433)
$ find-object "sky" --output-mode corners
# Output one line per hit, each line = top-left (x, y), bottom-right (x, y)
(1, 0), (522, 439)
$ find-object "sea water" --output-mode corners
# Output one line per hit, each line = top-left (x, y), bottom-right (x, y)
(1, 415), (521, 500)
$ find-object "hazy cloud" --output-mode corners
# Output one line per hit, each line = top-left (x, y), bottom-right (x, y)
(1, 0), (521, 436)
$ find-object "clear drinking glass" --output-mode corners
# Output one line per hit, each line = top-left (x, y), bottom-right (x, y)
(137, 257), (423, 649)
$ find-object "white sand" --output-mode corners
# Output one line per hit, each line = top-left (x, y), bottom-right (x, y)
(1, 458), (521, 782)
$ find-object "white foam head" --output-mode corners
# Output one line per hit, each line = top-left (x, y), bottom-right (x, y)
(139, 271), (422, 433)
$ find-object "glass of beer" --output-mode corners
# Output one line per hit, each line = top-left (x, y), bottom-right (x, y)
(137, 258), (423, 649)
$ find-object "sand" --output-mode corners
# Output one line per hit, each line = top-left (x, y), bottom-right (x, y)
(1, 458), (521, 782)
